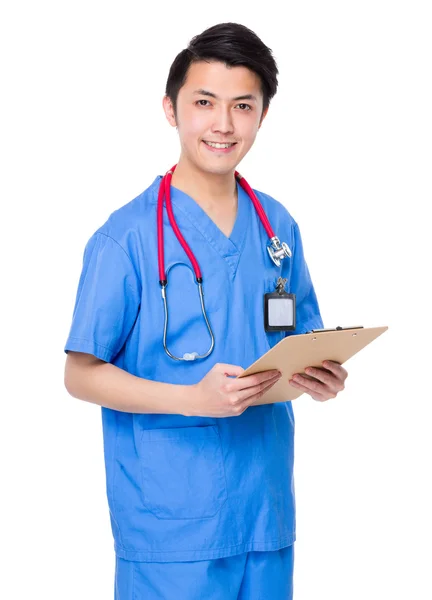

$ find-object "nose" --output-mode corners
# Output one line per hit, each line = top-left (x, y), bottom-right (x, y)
(211, 105), (234, 135)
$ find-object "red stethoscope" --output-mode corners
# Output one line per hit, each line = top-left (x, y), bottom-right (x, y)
(157, 164), (293, 361)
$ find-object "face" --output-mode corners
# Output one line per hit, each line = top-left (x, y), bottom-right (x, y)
(163, 60), (268, 177)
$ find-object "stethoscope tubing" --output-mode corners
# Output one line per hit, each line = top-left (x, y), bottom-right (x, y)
(157, 164), (276, 285)
(156, 164), (286, 361)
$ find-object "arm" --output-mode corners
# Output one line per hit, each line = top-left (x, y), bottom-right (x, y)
(63, 233), (281, 415)
(64, 351), (190, 414)
(64, 352), (282, 416)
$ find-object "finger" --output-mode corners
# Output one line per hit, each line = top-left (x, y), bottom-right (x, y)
(303, 367), (343, 390)
(290, 374), (328, 396)
(233, 373), (281, 402)
(236, 378), (280, 413)
(217, 363), (245, 377)
(322, 361), (348, 381)
(230, 369), (281, 392)
(289, 379), (328, 402)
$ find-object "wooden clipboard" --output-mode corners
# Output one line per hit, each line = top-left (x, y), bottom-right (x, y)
(237, 326), (388, 404)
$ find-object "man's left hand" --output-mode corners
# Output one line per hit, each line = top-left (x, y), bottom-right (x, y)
(289, 360), (348, 402)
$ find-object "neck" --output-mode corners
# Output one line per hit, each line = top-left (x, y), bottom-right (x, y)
(170, 157), (237, 210)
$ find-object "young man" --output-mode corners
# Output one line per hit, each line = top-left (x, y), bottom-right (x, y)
(64, 22), (347, 600)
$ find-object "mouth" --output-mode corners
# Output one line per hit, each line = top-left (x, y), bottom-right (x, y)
(202, 140), (238, 153)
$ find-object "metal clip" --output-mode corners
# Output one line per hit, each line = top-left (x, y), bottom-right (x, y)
(275, 277), (288, 295)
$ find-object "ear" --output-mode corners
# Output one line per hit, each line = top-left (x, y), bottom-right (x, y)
(163, 96), (177, 127)
(258, 107), (269, 129)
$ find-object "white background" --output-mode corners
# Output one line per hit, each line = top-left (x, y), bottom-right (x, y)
(1, 1), (431, 598)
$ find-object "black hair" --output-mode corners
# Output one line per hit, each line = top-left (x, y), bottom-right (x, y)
(165, 23), (279, 120)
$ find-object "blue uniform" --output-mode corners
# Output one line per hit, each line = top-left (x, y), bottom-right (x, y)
(115, 544), (295, 599)
(64, 175), (323, 594)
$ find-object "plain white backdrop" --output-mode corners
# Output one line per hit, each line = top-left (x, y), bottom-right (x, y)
(1, 1), (431, 598)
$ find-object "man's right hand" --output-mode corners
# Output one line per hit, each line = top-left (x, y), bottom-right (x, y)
(185, 363), (282, 417)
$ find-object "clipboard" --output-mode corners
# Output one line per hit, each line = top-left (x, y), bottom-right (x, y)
(237, 325), (388, 404)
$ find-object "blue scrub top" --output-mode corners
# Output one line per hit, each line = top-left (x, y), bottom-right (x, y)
(64, 175), (323, 562)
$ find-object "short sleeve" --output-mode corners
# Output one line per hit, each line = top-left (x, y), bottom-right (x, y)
(286, 222), (324, 336)
(64, 232), (141, 362)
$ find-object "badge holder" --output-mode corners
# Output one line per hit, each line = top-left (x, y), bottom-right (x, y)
(264, 277), (296, 332)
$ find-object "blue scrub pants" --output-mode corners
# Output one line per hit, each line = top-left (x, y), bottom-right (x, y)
(114, 544), (294, 599)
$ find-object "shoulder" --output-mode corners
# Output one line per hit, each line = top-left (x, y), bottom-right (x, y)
(85, 175), (161, 255)
(248, 185), (308, 260)
(251, 186), (299, 232)
(100, 175), (160, 238)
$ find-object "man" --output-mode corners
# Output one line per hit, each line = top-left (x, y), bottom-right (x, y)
(64, 22), (347, 599)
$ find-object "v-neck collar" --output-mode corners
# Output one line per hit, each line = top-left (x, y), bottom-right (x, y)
(167, 177), (251, 278)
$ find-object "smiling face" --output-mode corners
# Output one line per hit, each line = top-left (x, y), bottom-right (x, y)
(163, 60), (268, 178)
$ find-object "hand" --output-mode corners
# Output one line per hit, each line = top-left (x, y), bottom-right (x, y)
(289, 360), (348, 402)
(186, 363), (282, 417)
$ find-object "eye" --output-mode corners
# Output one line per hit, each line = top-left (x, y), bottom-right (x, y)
(196, 99), (211, 107)
(236, 103), (252, 111)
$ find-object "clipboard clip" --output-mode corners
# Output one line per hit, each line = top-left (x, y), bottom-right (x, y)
(308, 325), (364, 333)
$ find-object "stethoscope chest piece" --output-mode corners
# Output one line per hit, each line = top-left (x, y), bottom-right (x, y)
(267, 236), (292, 267)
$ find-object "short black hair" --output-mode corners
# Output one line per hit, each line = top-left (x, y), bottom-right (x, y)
(165, 23), (279, 120)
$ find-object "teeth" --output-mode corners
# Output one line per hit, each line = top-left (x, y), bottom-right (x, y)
(205, 141), (235, 149)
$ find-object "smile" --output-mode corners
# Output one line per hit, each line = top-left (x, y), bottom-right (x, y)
(203, 141), (236, 148)
(202, 140), (237, 153)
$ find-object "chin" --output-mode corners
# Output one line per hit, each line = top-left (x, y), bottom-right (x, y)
(198, 158), (241, 176)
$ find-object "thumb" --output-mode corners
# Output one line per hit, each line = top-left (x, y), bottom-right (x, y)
(215, 363), (245, 378)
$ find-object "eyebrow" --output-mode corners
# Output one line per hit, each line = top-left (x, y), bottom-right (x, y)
(192, 88), (258, 102)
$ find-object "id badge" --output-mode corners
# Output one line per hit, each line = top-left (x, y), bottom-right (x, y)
(264, 277), (296, 332)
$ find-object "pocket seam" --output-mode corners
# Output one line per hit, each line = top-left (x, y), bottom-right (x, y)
(141, 425), (218, 443)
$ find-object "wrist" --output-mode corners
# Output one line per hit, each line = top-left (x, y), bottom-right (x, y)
(172, 383), (197, 417)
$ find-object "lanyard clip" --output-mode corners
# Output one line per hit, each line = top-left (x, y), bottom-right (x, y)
(267, 236), (292, 266)
(275, 277), (288, 294)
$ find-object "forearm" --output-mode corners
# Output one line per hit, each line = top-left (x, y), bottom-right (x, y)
(64, 355), (192, 415)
